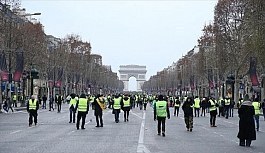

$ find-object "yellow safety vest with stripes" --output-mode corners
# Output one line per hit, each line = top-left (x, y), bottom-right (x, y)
(29, 99), (37, 110)
(78, 98), (88, 112)
(209, 100), (217, 111)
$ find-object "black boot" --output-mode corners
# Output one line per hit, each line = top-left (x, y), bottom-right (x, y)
(239, 139), (245, 146)
(246, 140), (251, 147)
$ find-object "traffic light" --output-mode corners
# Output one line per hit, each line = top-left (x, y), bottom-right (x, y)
(30, 68), (39, 79)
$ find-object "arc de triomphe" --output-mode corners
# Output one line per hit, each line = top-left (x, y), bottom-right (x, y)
(119, 65), (147, 91)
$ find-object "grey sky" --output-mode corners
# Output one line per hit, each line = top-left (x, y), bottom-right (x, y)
(22, 0), (217, 90)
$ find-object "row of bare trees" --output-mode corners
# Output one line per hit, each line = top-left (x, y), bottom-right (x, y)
(0, 1), (123, 98)
(143, 0), (265, 102)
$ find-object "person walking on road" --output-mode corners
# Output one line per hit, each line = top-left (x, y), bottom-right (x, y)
(200, 97), (207, 117)
(75, 94), (89, 130)
(224, 96), (231, 119)
(69, 94), (77, 123)
(27, 95), (39, 126)
(173, 96), (181, 117)
(42, 95), (47, 109)
(237, 94), (256, 147)
(6, 97), (14, 113)
(194, 96), (200, 117)
(113, 94), (122, 123)
(209, 97), (218, 127)
(252, 98), (261, 131)
(182, 97), (194, 132)
(49, 95), (54, 111)
(122, 94), (131, 122)
(56, 94), (63, 113)
(92, 94), (106, 127)
(154, 95), (170, 137)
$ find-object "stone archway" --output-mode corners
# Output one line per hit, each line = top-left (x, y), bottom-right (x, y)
(119, 65), (147, 91)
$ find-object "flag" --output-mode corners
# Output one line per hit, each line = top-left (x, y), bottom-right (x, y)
(55, 67), (63, 87)
(208, 69), (214, 88)
(13, 49), (24, 82)
(249, 57), (259, 86)
(0, 52), (8, 81)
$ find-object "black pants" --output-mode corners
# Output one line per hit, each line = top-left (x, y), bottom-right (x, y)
(76, 111), (87, 129)
(157, 117), (166, 134)
(49, 102), (54, 111)
(29, 110), (37, 125)
(224, 106), (230, 118)
(42, 101), (46, 109)
(174, 106), (179, 116)
(218, 107), (224, 117)
(201, 108), (206, 116)
(144, 103), (147, 110)
(229, 107), (234, 117)
(210, 110), (217, 126)
(194, 108), (200, 117)
(124, 110), (129, 121)
(113, 109), (120, 122)
(96, 114), (103, 126)
(57, 103), (62, 112)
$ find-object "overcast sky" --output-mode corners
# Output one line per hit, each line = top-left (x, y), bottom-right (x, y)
(21, 0), (217, 90)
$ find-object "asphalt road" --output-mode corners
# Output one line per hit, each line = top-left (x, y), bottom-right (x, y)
(0, 104), (265, 153)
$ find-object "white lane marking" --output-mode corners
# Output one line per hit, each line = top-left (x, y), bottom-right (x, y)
(10, 130), (22, 134)
(137, 112), (151, 153)
(131, 112), (143, 119)
(85, 119), (92, 125)
(68, 130), (75, 135)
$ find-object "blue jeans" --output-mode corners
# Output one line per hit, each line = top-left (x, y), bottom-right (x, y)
(254, 115), (259, 130)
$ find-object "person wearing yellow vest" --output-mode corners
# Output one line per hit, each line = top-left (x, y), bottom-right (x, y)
(69, 94), (77, 123)
(224, 96), (231, 119)
(143, 95), (148, 110)
(154, 95), (170, 137)
(12, 94), (17, 107)
(113, 94), (122, 123)
(122, 94), (131, 122)
(218, 97), (225, 117)
(252, 98), (261, 131)
(174, 96), (181, 117)
(75, 94), (89, 130)
(27, 95), (39, 127)
(92, 94), (106, 127)
(194, 96), (201, 117)
(209, 97), (218, 127)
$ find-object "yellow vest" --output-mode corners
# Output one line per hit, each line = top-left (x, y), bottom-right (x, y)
(123, 98), (130, 107)
(194, 98), (200, 108)
(113, 98), (121, 109)
(252, 101), (260, 115)
(209, 100), (217, 111)
(29, 99), (37, 110)
(78, 98), (88, 112)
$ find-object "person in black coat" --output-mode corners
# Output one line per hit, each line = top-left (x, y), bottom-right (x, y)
(92, 94), (105, 127)
(182, 97), (194, 132)
(237, 94), (256, 147)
